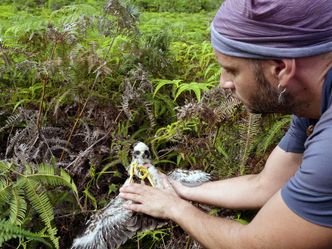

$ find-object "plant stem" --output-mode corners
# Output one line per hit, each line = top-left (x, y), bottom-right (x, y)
(37, 78), (47, 130)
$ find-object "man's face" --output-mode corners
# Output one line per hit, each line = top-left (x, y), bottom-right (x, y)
(215, 51), (293, 114)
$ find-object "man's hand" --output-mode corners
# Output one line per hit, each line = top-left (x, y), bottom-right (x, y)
(119, 176), (188, 219)
(167, 178), (192, 199)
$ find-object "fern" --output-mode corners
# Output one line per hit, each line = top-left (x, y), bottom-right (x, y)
(174, 81), (214, 102)
(0, 219), (52, 248)
(0, 112), (21, 133)
(257, 115), (291, 155)
(23, 163), (79, 198)
(152, 93), (177, 119)
(153, 79), (182, 98)
(0, 176), (11, 206)
(0, 160), (80, 248)
(9, 188), (27, 226)
(239, 113), (261, 175)
(50, 4), (100, 23)
(24, 178), (59, 248)
(152, 120), (199, 145)
(4, 12), (47, 40)
(154, 79), (214, 102)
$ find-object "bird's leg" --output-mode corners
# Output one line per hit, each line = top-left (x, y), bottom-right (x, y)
(137, 166), (155, 187)
(147, 174), (155, 188)
(128, 162), (138, 183)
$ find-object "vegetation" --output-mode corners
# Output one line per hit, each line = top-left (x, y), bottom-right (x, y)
(0, 0), (290, 248)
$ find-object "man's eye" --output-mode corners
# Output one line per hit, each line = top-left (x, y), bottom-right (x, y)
(224, 68), (235, 75)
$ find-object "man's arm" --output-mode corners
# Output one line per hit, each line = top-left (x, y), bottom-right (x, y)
(173, 146), (302, 209)
(120, 186), (332, 249)
(173, 191), (332, 249)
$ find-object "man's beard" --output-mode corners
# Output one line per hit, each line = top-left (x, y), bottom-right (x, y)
(246, 64), (294, 114)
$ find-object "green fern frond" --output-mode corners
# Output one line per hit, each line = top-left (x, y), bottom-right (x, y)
(0, 160), (12, 172)
(174, 81), (213, 102)
(83, 188), (98, 210)
(4, 12), (46, 39)
(51, 4), (100, 23)
(152, 120), (198, 146)
(257, 116), (291, 154)
(153, 79), (181, 98)
(24, 164), (79, 198)
(153, 93), (176, 118)
(0, 219), (52, 248)
(24, 179), (59, 249)
(9, 188), (27, 226)
(0, 161), (79, 248)
(0, 176), (12, 206)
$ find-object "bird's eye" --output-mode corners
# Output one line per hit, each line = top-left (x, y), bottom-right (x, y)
(144, 150), (150, 158)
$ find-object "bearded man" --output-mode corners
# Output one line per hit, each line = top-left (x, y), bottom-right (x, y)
(120, 1), (332, 248)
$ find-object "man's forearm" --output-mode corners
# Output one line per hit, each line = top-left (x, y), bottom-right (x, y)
(181, 174), (267, 209)
(179, 147), (302, 209)
(170, 198), (245, 249)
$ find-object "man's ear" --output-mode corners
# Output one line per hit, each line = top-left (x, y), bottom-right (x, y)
(270, 59), (296, 87)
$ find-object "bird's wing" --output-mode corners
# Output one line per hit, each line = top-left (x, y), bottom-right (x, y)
(72, 190), (165, 249)
(71, 195), (136, 249)
(168, 169), (212, 187)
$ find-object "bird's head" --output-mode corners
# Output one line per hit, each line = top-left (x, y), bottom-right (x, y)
(127, 142), (153, 182)
(132, 141), (151, 165)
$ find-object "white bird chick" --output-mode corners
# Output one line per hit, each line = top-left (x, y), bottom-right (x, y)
(71, 141), (211, 249)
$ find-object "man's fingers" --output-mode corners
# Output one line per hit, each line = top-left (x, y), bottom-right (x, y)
(119, 192), (137, 200)
(124, 203), (143, 212)
(160, 174), (173, 189)
(163, 179), (171, 189)
(120, 183), (149, 194)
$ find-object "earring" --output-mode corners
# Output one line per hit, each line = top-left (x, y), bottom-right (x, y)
(278, 83), (286, 94)
(278, 83), (286, 104)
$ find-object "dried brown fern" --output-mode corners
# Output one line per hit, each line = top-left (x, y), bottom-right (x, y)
(238, 113), (261, 174)
(120, 65), (156, 128)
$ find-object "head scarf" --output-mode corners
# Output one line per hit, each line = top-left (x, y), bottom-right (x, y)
(211, 0), (332, 59)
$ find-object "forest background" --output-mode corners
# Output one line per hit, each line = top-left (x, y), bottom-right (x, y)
(0, 0), (290, 248)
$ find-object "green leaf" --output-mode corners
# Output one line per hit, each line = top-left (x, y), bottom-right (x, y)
(108, 184), (119, 195)
(174, 81), (213, 102)
(234, 213), (249, 225)
(83, 189), (97, 210)
(153, 79), (181, 97)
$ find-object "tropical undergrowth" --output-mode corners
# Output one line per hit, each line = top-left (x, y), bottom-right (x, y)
(0, 0), (290, 248)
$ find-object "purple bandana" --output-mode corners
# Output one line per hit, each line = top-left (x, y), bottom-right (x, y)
(212, 0), (332, 59)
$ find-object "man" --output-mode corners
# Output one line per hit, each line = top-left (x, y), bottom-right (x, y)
(120, 1), (332, 248)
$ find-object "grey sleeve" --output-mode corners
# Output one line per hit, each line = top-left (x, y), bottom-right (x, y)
(281, 110), (332, 227)
(278, 115), (309, 153)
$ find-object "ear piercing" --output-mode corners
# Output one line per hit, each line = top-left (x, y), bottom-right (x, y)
(278, 83), (287, 104)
